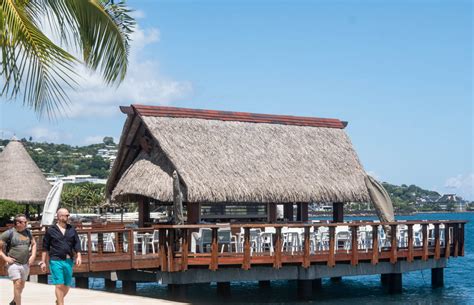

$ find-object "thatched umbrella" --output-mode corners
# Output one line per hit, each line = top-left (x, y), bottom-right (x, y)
(0, 139), (51, 214)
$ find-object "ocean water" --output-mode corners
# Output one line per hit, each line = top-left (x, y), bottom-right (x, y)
(76, 213), (474, 304)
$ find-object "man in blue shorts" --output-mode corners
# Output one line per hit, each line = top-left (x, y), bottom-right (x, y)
(40, 208), (81, 305)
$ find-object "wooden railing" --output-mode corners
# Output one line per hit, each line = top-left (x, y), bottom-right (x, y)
(0, 220), (466, 276)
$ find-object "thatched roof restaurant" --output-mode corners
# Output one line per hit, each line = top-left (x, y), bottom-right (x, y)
(107, 105), (373, 226)
(0, 139), (51, 204)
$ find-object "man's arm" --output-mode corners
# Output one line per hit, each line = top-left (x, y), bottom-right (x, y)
(39, 229), (50, 271)
(0, 234), (15, 264)
(73, 230), (82, 266)
(28, 237), (37, 266)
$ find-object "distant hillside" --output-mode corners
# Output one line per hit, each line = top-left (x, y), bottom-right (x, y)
(0, 138), (116, 179)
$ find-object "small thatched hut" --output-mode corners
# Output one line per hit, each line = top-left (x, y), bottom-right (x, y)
(107, 105), (372, 226)
(0, 139), (51, 206)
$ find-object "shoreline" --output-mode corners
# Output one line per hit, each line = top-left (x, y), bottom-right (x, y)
(309, 210), (474, 218)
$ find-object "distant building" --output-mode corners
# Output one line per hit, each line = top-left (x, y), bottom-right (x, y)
(47, 174), (106, 185)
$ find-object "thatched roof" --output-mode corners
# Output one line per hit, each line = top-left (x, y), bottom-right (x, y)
(0, 140), (51, 204)
(107, 105), (370, 204)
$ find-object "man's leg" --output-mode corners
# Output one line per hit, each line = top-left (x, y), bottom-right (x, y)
(55, 284), (70, 305)
(13, 279), (25, 305)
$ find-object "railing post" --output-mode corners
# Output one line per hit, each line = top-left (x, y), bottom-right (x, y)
(168, 228), (176, 272)
(210, 228), (218, 271)
(327, 226), (335, 267)
(371, 225), (379, 265)
(444, 224), (451, 258)
(453, 224), (459, 258)
(434, 224), (441, 260)
(390, 225), (397, 264)
(114, 231), (120, 254)
(129, 230), (135, 269)
(460, 223), (465, 256)
(303, 226), (310, 268)
(351, 225), (358, 266)
(273, 227), (282, 269)
(181, 228), (189, 271)
(242, 227), (251, 270)
(407, 224), (414, 262)
(422, 224), (429, 261)
(87, 231), (92, 272)
(159, 228), (167, 271)
(98, 233), (104, 254)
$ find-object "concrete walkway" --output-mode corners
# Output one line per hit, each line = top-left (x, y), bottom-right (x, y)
(0, 279), (189, 305)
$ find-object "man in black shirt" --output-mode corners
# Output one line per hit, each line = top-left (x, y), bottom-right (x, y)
(40, 208), (81, 305)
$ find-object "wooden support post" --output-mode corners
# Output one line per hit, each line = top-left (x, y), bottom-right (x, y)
(242, 227), (251, 270)
(407, 224), (414, 262)
(217, 282), (231, 297)
(371, 225), (379, 265)
(312, 278), (322, 290)
(268, 203), (277, 223)
(273, 227), (282, 269)
(381, 273), (390, 287)
(259, 280), (271, 289)
(159, 229), (168, 272)
(181, 228), (189, 271)
(75, 277), (88, 289)
(284, 203), (293, 221)
(297, 279), (313, 300)
(390, 225), (397, 264)
(167, 229), (176, 272)
(303, 226), (310, 268)
(431, 268), (444, 288)
(122, 280), (136, 295)
(444, 224), (451, 258)
(351, 225), (358, 266)
(296, 203), (302, 221)
(387, 273), (402, 294)
(105, 278), (116, 290)
(186, 203), (200, 224)
(327, 226), (336, 267)
(453, 224), (459, 258)
(460, 223), (465, 256)
(138, 198), (150, 227)
(301, 202), (309, 222)
(332, 202), (344, 223)
(38, 274), (48, 284)
(422, 224), (429, 261)
(434, 224), (441, 260)
(210, 228), (218, 271)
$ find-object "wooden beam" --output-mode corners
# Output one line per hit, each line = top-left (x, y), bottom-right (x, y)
(351, 225), (358, 266)
(210, 228), (218, 271)
(284, 203), (293, 221)
(138, 197), (150, 227)
(407, 224), (414, 262)
(444, 224), (451, 258)
(328, 226), (336, 267)
(303, 227), (310, 268)
(390, 225), (397, 264)
(422, 224), (429, 261)
(434, 224), (441, 260)
(268, 203), (277, 223)
(332, 202), (344, 223)
(371, 225), (379, 265)
(273, 227), (282, 269)
(186, 203), (200, 224)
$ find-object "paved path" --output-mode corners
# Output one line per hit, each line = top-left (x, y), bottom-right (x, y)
(0, 279), (189, 305)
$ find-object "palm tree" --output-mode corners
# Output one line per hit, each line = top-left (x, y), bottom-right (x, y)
(0, 0), (134, 116)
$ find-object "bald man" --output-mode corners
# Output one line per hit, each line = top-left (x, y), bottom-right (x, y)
(40, 208), (81, 305)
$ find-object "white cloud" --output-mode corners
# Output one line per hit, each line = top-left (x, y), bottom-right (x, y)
(444, 173), (474, 200)
(83, 136), (105, 145)
(59, 25), (192, 118)
(130, 10), (146, 19)
(28, 127), (72, 143)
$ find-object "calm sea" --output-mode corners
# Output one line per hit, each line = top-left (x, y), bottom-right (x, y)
(76, 213), (474, 304)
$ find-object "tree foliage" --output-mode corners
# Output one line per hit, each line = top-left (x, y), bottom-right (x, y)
(0, 0), (135, 116)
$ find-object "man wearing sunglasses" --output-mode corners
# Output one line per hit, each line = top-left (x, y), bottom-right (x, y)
(40, 208), (81, 305)
(0, 214), (37, 305)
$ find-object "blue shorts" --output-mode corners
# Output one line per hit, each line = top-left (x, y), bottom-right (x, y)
(49, 259), (73, 286)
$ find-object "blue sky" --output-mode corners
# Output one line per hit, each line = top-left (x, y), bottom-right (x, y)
(0, 0), (472, 199)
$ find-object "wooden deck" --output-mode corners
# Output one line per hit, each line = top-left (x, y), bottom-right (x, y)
(0, 220), (466, 277)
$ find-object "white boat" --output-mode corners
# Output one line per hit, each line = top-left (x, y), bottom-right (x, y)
(41, 180), (64, 226)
